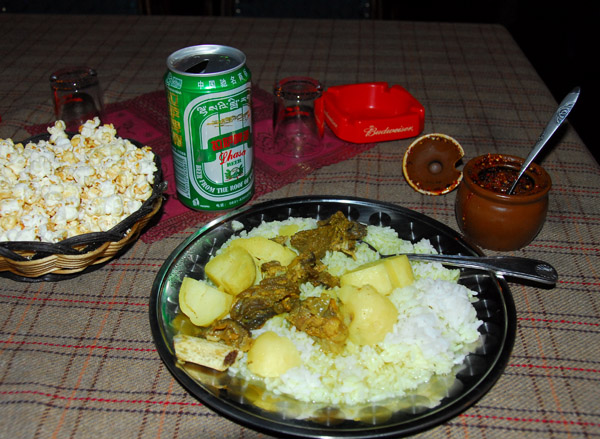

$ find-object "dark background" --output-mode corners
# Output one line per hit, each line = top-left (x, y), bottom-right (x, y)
(1, 0), (596, 163)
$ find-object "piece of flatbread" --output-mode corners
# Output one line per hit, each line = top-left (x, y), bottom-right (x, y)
(174, 335), (239, 372)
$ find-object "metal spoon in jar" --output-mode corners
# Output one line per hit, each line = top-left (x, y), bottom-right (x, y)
(508, 86), (580, 195)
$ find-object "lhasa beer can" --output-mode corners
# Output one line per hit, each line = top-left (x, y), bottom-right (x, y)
(164, 45), (254, 211)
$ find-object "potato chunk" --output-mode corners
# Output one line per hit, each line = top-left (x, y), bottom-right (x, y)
(383, 255), (415, 289)
(229, 236), (297, 266)
(339, 255), (414, 295)
(247, 331), (301, 377)
(340, 260), (391, 294)
(179, 277), (233, 327)
(338, 285), (398, 345)
(205, 246), (256, 295)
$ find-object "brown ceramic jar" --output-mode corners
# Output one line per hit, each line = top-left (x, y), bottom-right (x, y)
(455, 154), (552, 251)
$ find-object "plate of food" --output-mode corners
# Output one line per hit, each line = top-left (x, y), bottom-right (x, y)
(149, 196), (516, 438)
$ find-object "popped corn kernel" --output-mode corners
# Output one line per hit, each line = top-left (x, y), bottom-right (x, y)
(0, 119), (157, 243)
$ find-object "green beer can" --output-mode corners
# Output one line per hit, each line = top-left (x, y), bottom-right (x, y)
(164, 45), (254, 211)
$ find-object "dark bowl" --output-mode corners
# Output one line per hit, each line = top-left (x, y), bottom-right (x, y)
(149, 196), (516, 439)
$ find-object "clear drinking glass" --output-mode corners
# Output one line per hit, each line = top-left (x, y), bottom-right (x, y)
(50, 66), (104, 128)
(273, 76), (322, 158)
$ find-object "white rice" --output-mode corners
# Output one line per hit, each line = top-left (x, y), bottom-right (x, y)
(223, 217), (482, 407)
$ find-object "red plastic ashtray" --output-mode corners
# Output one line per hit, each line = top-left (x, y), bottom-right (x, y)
(315, 82), (425, 143)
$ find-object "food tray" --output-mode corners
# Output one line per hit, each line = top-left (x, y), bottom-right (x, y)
(149, 196), (516, 439)
(0, 133), (165, 282)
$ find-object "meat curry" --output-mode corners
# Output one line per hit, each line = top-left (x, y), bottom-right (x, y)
(198, 211), (367, 352)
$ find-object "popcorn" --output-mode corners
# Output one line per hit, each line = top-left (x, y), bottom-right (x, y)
(0, 198), (20, 215)
(0, 118), (158, 243)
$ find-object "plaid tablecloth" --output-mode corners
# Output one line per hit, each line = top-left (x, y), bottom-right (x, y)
(0, 14), (598, 439)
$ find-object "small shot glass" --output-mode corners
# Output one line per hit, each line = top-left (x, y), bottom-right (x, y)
(50, 66), (104, 128)
(273, 76), (322, 158)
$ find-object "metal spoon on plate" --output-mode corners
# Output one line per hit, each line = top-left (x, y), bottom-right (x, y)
(508, 86), (581, 195)
(399, 253), (557, 285)
(360, 241), (558, 285)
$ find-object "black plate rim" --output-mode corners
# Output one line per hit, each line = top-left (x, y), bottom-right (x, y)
(149, 195), (517, 439)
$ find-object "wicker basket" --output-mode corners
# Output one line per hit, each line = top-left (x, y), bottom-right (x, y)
(0, 134), (165, 281)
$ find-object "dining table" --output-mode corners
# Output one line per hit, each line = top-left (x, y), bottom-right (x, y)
(0, 12), (598, 439)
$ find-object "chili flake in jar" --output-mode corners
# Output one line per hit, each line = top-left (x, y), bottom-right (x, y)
(469, 154), (545, 195)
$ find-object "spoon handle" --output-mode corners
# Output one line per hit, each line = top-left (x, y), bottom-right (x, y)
(508, 86), (581, 194)
(402, 254), (558, 285)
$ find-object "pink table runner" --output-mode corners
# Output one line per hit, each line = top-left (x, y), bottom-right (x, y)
(27, 86), (377, 243)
